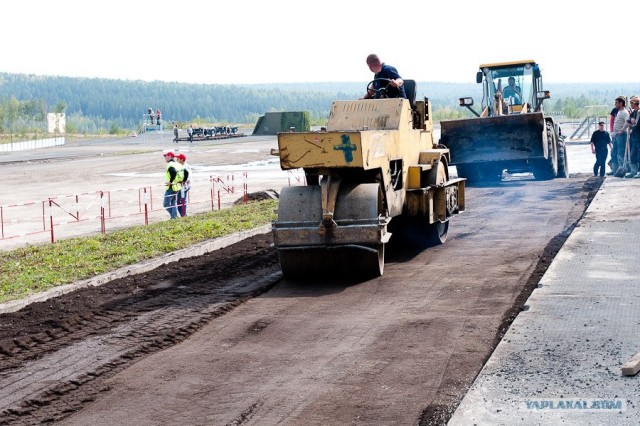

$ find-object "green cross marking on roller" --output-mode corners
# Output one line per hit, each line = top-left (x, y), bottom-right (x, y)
(334, 134), (357, 162)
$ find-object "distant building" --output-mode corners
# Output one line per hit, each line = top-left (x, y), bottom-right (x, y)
(47, 113), (66, 133)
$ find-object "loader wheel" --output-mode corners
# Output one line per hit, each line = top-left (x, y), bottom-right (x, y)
(533, 121), (558, 180)
(556, 139), (569, 178)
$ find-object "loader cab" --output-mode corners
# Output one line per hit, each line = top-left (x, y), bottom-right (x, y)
(479, 60), (544, 116)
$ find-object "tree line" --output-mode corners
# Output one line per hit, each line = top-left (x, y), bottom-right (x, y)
(0, 72), (639, 137)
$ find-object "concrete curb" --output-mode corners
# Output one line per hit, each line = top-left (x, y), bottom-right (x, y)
(0, 224), (273, 315)
(448, 178), (640, 424)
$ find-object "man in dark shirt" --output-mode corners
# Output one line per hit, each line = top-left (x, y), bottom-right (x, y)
(591, 121), (612, 177)
(362, 54), (406, 99)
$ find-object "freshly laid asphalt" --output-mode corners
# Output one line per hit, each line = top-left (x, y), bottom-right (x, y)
(449, 177), (640, 425)
(4, 133), (638, 424)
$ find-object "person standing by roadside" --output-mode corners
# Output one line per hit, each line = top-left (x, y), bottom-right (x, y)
(624, 96), (640, 178)
(173, 124), (179, 143)
(590, 122), (612, 177)
(176, 153), (192, 217)
(163, 150), (183, 219)
(188, 125), (194, 143)
(607, 105), (618, 173)
(610, 96), (629, 175)
(156, 108), (162, 126)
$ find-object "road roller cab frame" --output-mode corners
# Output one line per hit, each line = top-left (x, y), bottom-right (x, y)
(272, 80), (466, 278)
(439, 60), (569, 182)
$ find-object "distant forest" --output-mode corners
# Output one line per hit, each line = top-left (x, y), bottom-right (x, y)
(1, 72), (640, 136)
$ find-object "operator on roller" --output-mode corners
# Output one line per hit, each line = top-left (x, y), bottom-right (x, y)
(362, 54), (406, 99)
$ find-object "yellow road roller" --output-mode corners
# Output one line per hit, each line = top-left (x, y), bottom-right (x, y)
(272, 80), (466, 278)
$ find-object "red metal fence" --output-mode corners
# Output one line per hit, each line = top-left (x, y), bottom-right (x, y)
(0, 170), (304, 251)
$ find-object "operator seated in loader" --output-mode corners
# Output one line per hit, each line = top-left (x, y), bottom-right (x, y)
(503, 76), (522, 104)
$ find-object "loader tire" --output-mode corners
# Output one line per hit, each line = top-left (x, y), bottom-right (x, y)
(557, 139), (569, 178)
(533, 121), (558, 180)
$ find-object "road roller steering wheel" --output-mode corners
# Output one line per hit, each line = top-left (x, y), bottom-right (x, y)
(367, 78), (393, 99)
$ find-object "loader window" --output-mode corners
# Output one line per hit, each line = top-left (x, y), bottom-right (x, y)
(486, 66), (534, 110)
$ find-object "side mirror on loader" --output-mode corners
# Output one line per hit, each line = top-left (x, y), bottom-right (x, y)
(534, 90), (551, 111)
(459, 97), (480, 117)
(476, 71), (483, 84)
(536, 91), (551, 100)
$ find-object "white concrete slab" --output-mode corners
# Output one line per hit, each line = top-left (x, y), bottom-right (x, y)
(449, 178), (640, 426)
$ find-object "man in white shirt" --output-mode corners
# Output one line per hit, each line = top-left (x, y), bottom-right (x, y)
(610, 96), (630, 175)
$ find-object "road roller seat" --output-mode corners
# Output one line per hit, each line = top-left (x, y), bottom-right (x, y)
(404, 79), (416, 109)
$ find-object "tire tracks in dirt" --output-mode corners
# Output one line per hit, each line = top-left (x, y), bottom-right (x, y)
(0, 235), (281, 424)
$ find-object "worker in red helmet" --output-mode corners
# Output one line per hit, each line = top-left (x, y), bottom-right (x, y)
(163, 150), (183, 219)
(175, 153), (191, 217)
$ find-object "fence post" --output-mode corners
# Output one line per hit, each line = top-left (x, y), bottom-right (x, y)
(75, 194), (80, 221)
(143, 187), (149, 225)
(210, 176), (215, 211)
(48, 198), (55, 243)
(0, 206), (4, 239)
(100, 191), (106, 234)
(243, 172), (248, 204)
(217, 190), (221, 210)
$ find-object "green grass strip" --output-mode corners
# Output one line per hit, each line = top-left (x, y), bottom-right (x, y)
(0, 199), (278, 303)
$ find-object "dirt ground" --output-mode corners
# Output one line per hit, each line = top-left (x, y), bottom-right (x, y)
(0, 172), (602, 425)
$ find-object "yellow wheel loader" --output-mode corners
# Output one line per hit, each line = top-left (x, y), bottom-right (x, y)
(439, 60), (569, 182)
(272, 80), (466, 279)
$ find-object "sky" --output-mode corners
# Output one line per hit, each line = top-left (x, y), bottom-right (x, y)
(2, 0), (637, 85)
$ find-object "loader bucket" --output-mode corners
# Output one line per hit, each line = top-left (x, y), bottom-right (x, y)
(440, 113), (546, 165)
